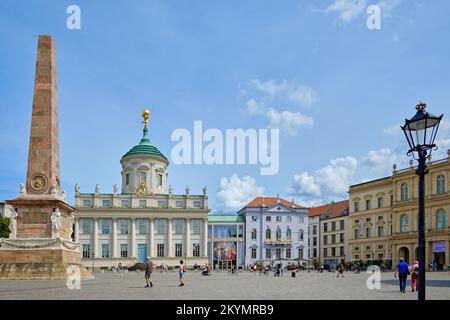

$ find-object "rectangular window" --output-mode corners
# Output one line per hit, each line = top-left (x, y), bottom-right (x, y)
(378, 253), (384, 260)
(332, 221), (336, 231)
(139, 200), (147, 208)
(378, 215), (383, 221)
(82, 219), (91, 234)
(140, 172), (147, 184)
(340, 247), (344, 256)
(340, 220), (344, 230)
(193, 200), (201, 208)
(366, 228), (371, 238)
(377, 197), (383, 208)
(251, 248), (257, 259)
(276, 216), (282, 222)
(340, 233), (344, 243)
(313, 248), (317, 257)
(313, 237), (317, 246)
(286, 248), (291, 259)
(174, 220), (184, 235)
(121, 199), (130, 208)
(102, 199), (111, 207)
(82, 244), (90, 258)
(299, 217), (304, 223)
(266, 216), (271, 222)
(175, 243), (183, 257)
(331, 247), (336, 257)
(83, 199), (92, 207)
(138, 219), (147, 234)
(157, 244), (165, 257)
(354, 229), (359, 239)
(157, 200), (167, 208)
(324, 223), (328, 232)
(191, 219), (201, 234)
(101, 244), (110, 258)
(266, 248), (271, 259)
(332, 234), (336, 244)
(324, 248), (327, 258)
(366, 199), (371, 210)
(101, 219), (110, 234)
(120, 244), (128, 258)
(313, 225), (317, 235)
(324, 235), (328, 245)
(157, 174), (163, 187)
(155, 219), (167, 234)
(378, 226), (384, 237)
(287, 216), (292, 223)
(366, 217), (371, 222)
(390, 195), (394, 206)
(175, 200), (184, 208)
(193, 243), (200, 257)
(119, 219), (129, 234)
(354, 201), (360, 212)
(276, 248), (281, 259)
(251, 216), (257, 222)
(125, 173), (130, 185)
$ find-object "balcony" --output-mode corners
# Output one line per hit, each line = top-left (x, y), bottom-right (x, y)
(264, 238), (292, 245)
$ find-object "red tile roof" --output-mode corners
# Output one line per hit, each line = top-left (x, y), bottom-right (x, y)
(243, 196), (306, 209)
(309, 203), (330, 217)
(320, 200), (349, 220)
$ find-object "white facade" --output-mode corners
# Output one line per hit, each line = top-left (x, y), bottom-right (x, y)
(239, 197), (309, 267)
(308, 215), (320, 261)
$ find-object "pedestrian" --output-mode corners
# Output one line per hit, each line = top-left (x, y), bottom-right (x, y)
(116, 262), (124, 276)
(337, 262), (345, 278)
(410, 260), (419, 293)
(433, 261), (438, 271)
(145, 257), (154, 288)
(394, 257), (409, 293)
(179, 260), (186, 287)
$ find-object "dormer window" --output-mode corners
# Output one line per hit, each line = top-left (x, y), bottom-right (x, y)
(157, 173), (163, 187)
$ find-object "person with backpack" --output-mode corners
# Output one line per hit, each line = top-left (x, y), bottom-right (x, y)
(145, 257), (154, 288)
(179, 260), (186, 287)
(410, 260), (419, 293)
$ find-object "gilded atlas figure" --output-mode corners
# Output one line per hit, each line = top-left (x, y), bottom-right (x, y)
(137, 109), (151, 196)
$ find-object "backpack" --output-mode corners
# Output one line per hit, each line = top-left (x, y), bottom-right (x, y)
(413, 266), (419, 277)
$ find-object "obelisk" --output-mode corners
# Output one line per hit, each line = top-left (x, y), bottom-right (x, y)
(0, 35), (91, 279)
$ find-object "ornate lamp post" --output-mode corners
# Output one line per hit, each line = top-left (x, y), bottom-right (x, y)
(401, 101), (443, 300)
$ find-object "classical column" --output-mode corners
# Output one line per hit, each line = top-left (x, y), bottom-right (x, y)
(149, 218), (154, 257)
(131, 218), (136, 258)
(167, 218), (173, 257)
(93, 218), (99, 258)
(203, 217), (208, 257)
(74, 217), (79, 242)
(185, 218), (191, 257)
(112, 218), (118, 258)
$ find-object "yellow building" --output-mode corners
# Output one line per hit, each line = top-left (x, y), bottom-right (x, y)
(349, 150), (450, 270)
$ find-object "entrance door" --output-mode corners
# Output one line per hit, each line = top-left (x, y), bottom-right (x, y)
(138, 244), (148, 263)
(434, 252), (445, 270)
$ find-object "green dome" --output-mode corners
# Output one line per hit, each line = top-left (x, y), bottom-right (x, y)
(122, 128), (168, 163)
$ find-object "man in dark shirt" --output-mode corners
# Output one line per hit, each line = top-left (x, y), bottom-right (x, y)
(395, 257), (409, 293)
(145, 258), (154, 288)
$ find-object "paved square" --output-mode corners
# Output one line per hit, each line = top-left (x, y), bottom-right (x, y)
(0, 270), (449, 300)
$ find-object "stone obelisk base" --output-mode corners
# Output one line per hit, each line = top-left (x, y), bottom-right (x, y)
(0, 239), (93, 280)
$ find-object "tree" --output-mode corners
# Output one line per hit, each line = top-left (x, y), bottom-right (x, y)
(0, 217), (10, 238)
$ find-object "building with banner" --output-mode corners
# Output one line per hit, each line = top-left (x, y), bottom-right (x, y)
(207, 214), (245, 270)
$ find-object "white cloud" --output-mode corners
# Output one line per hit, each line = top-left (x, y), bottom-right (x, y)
(383, 124), (402, 136)
(288, 156), (358, 202)
(249, 79), (318, 108)
(216, 174), (265, 212)
(326, 0), (367, 22)
(245, 99), (265, 115)
(266, 108), (314, 136)
(376, 0), (402, 17)
(362, 148), (398, 175)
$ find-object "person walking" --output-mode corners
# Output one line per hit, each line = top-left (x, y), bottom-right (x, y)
(336, 262), (345, 278)
(145, 258), (154, 288)
(178, 260), (186, 287)
(410, 260), (419, 293)
(394, 258), (409, 293)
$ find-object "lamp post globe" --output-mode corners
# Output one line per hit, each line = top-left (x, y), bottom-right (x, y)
(401, 101), (443, 301)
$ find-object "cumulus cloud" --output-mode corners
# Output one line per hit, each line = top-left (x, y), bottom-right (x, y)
(245, 99), (265, 115)
(382, 124), (402, 136)
(326, 0), (367, 22)
(249, 79), (318, 108)
(216, 174), (265, 212)
(288, 156), (358, 202)
(266, 108), (314, 136)
(362, 148), (398, 175)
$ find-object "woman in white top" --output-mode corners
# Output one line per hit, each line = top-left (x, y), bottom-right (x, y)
(179, 260), (186, 287)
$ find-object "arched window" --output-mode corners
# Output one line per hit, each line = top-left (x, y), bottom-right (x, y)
(251, 228), (257, 240)
(400, 214), (409, 233)
(401, 183), (408, 201)
(276, 228), (281, 240)
(266, 228), (271, 239)
(436, 209), (446, 229)
(437, 175), (445, 194)
(286, 228), (291, 240)
(299, 229), (304, 241)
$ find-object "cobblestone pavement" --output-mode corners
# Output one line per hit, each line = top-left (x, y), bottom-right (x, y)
(0, 270), (449, 300)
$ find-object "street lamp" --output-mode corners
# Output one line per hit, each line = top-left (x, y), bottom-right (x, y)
(401, 101), (443, 301)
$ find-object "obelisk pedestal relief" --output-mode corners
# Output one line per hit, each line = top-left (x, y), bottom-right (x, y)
(0, 35), (91, 279)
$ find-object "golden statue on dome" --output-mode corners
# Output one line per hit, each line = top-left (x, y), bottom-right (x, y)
(142, 109), (150, 129)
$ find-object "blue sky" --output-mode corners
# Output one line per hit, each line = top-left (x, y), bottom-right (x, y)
(1, 0), (449, 212)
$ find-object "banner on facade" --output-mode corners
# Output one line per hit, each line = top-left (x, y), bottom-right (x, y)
(432, 241), (446, 253)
